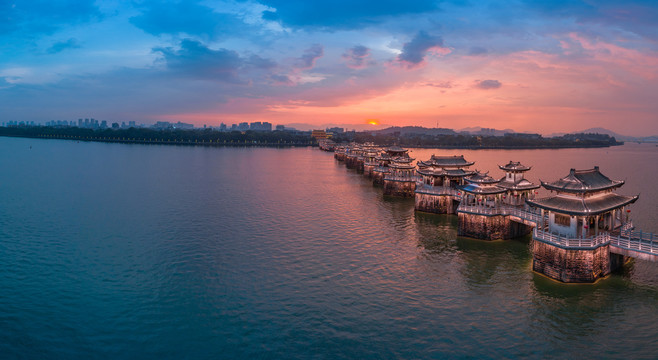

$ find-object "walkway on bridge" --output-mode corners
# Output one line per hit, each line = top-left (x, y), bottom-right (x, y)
(456, 203), (658, 261)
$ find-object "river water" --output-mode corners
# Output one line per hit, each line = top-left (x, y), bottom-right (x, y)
(0, 137), (656, 359)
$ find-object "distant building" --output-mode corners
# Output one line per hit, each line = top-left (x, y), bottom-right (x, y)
(238, 122), (249, 131)
(505, 133), (542, 139)
(249, 121), (272, 131)
(151, 121), (193, 130)
(275, 125), (285, 131)
(152, 121), (171, 130)
(45, 120), (72, 127)
(311, 129), (328, 139)
(173, 122), (193, 129)
(326, 127), (344, 134)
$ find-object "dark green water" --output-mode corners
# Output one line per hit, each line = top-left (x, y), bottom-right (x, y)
(0, 137), (656, 359)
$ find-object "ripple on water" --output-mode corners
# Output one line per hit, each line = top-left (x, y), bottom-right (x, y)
(0, 141), (656, 358)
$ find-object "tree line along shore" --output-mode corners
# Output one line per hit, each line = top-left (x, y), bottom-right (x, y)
(333, 130), (622, 149)
(0, 126), (317, 147)
(0, 125), (622, 149)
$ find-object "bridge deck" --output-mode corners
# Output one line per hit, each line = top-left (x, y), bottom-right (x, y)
(611, 228), (658, 261)
(456, 204), (658, 261)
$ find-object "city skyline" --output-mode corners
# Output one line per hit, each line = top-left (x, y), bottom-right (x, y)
(2, 1), (658, 136)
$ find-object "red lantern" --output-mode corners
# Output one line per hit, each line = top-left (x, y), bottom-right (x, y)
(627, 209), (631, 213)
(535, 191), (539, 194)
(457, 192), (461, 195)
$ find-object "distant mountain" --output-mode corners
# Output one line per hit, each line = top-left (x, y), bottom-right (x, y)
(457, 126), (516, 136)
(284, 122), (388, 131)
(577, 127), (623, 137)
(550, 127), (658, 142)
(370, 126), (456, 136)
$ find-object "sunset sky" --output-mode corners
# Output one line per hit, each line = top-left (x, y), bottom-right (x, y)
(2, 1), (658, 135)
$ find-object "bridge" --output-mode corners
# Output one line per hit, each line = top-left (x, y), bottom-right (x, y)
(456, 203), (658, 262)
(328, 144), (658, 281)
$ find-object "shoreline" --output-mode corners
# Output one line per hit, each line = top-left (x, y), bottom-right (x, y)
(0, 132), (624, 150)
(400, 143), (623, 150)
(0, 134), (316, 148)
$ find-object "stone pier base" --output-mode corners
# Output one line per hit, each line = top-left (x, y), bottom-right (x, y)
(383, 180), (416, 197)
(345, 157), (357, 169)
(532, 240), (625, 283)
(457, 213), (532, 240)
(356, 159), (364, 173)
(415, 193), (458, 214)
(364, 165), (375, 178)
(373, 171), (387, 185)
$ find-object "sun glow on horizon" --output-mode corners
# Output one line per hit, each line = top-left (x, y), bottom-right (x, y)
(367, 119), (379, 126)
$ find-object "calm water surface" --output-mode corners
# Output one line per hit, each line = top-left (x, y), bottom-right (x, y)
(0, 138), (656, 359)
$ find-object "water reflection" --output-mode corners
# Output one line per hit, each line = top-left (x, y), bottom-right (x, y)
(0, 138), (656, 359)
(414, 213), (458, 253)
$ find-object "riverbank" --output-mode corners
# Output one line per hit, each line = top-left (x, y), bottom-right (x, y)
(401, 143), (622, 150)
(0, 126), (624, 150)
(0, 127), (317, 147)
(0, 138), (655, 359)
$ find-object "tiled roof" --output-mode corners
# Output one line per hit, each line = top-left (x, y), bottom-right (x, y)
(526, 193), (638, 215)
(465, 170), (500, 184)
(423, 155), (475, 167)
(459, 183), (506, 195)
(385, 146), (408, 154)
(498, 161), (532, 172)
(498, 178), (540, 191)
(417, 168), (474, 177)
(541, 166), (624, 193)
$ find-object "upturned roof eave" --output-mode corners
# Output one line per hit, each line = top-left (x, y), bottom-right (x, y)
(540, 180), (625, 193)
(526, 194), (639, 216)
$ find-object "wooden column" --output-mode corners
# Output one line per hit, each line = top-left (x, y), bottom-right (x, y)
(581, 216), (587, 238)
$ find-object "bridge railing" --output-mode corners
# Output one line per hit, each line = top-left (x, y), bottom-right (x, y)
(611, 228), (657, 255)
(534, 226), (658, 255)
(457, 204), (502, 215)
(456, 204), (543, 224)
(384, 175), (421, 182)
(620, 221), (634, 237)
(415, 185), (462, 197)
(502, 206), (543, 225)
(533, 229), (610, 248)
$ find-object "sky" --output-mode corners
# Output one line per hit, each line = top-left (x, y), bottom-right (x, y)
(2, 0), (658, 135)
